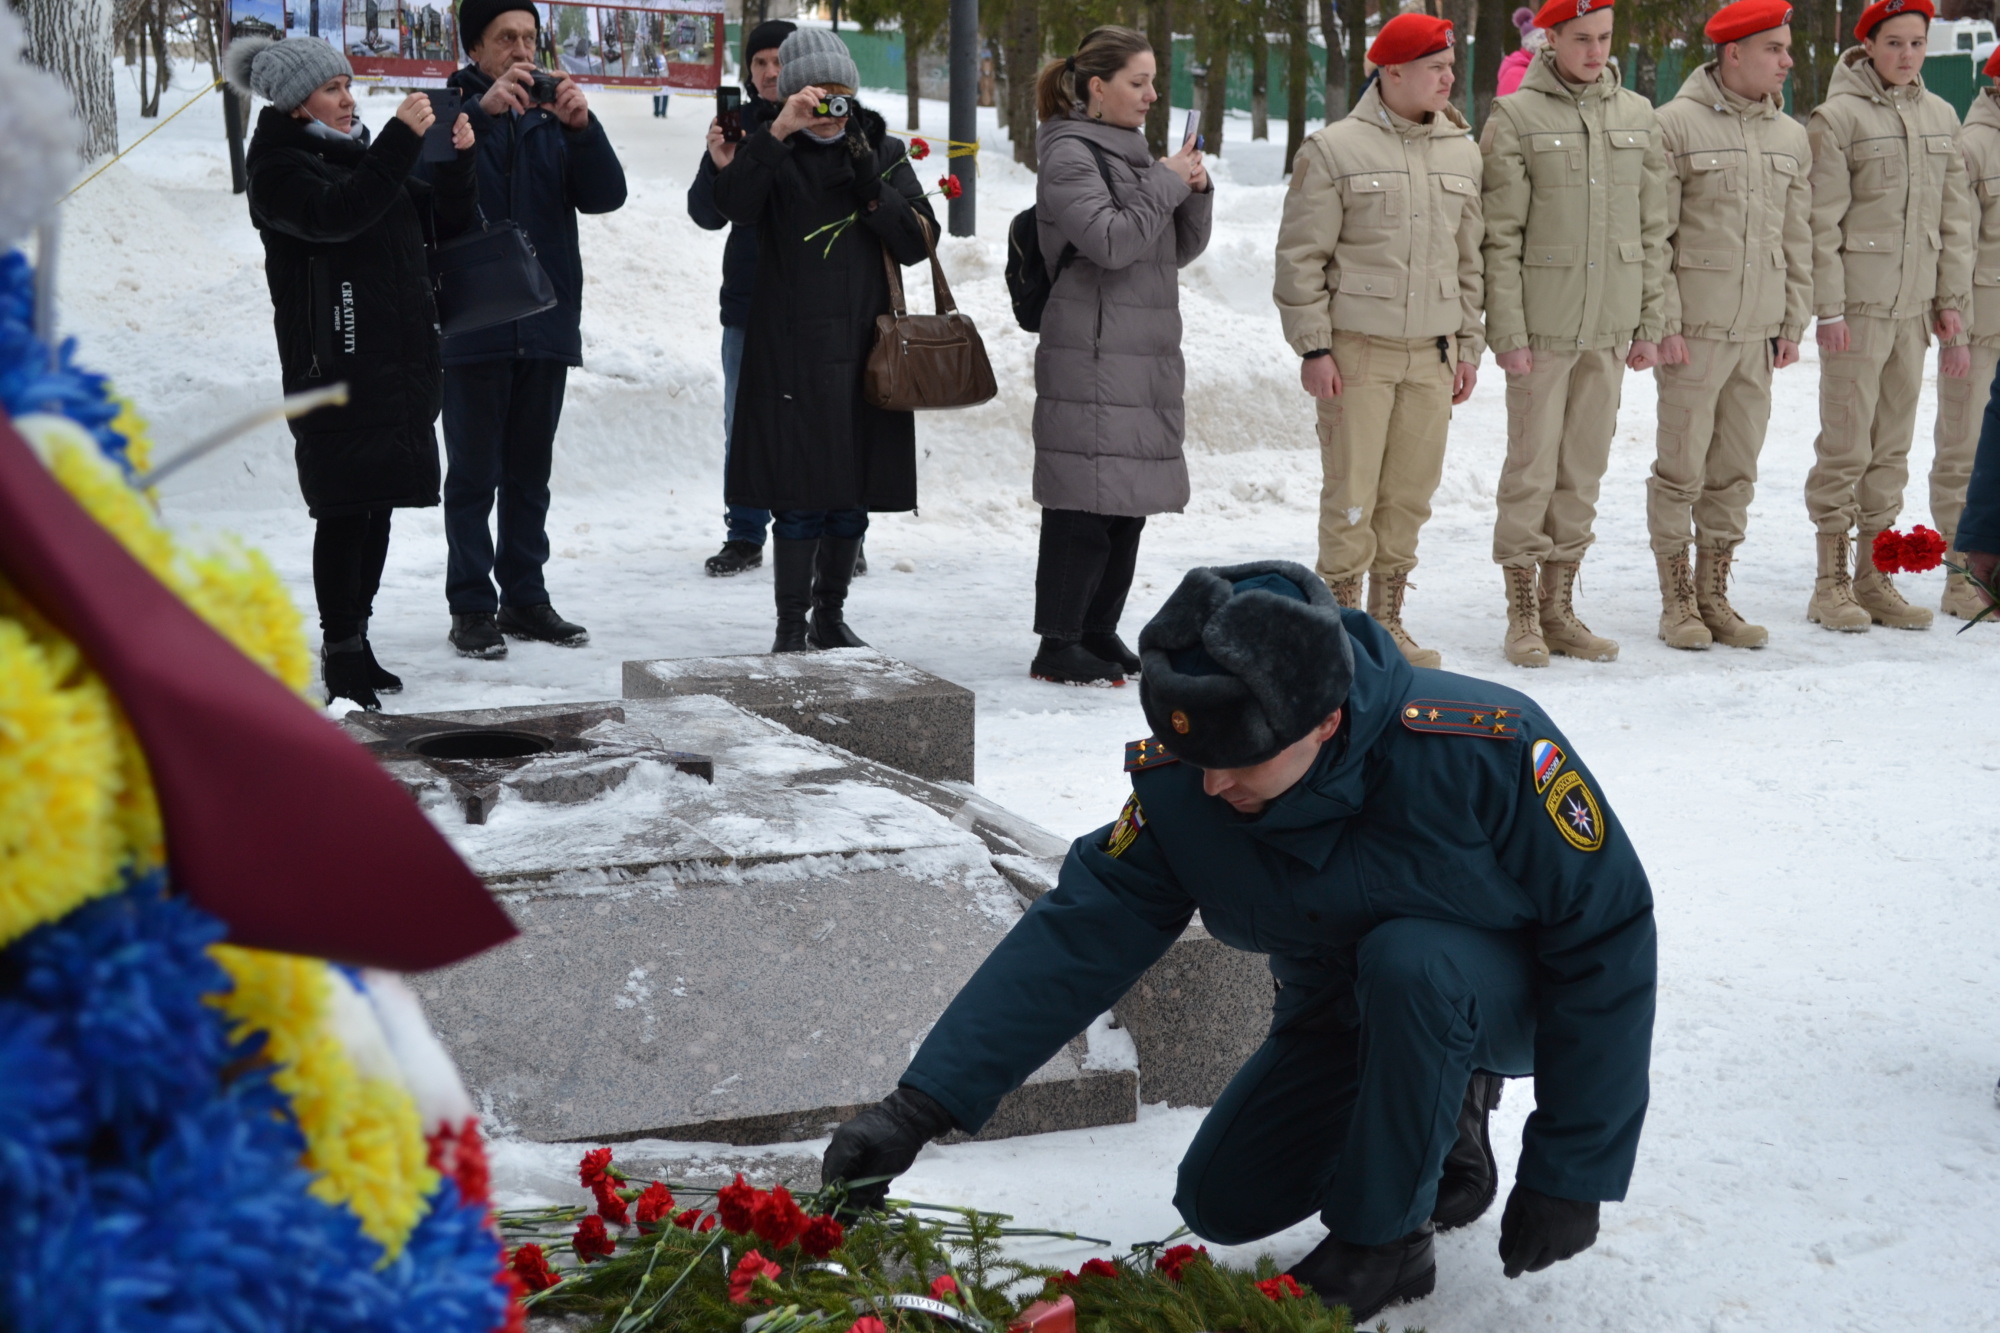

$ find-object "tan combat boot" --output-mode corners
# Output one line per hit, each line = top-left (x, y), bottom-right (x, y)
(1654, 548), (1712, 651)
(1325, 574), (1364, 609)
(1852, 530), (1933, 630)
(1501, 566), (1549, 668)
(1940, 551), (1987, 620)
(1694, 544), (1767, 648)
(1538, 560), (1619, 661)
(1369, 571), (1442, 669)
(1807, 531), (1870, 630)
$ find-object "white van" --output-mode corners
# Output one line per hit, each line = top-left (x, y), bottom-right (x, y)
(1930, 16), (1997, 54)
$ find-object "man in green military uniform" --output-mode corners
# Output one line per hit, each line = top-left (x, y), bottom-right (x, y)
(823, 561), (1657, 1322)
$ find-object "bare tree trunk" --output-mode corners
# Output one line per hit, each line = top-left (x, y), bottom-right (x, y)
(1473, 0), (1507, 132)
(1284, 0), (1307, 163)
(1251, 18), (1269, 139)
(144, 0), (168, 116)
(1318, 0), (1341, 118)
(1004, 0), (1038, 167)
(1339, 0), (1366, 119)
(904, 24), (921, 130)
(1196, 5), (1223, 156)
(15, 0), (119, 159)
(1145, 0), (1172, 156)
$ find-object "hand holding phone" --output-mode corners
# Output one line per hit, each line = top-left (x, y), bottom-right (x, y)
(422, 88), (463, 161)
(1182, 109), (1202, 151)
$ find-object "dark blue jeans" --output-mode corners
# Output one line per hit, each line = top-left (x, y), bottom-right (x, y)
(1174, 919), (1537, 1247)
(721, 325), (771, 545)
(442, 358), (566, 615)
(771, 508), (869, 541)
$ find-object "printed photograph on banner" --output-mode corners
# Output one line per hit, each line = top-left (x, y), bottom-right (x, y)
(635, 9), (668, 77)
(669, 8), (715, 66)
(401, 1), (453, 61)
(228, 0), (284, 40)
(344, 0), (396, 59)
(595, 6), (633, 77)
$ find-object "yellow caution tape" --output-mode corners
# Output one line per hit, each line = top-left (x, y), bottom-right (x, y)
(64, 79), (225, 201)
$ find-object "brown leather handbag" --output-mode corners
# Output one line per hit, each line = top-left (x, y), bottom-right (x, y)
(863, 220), (998, 411)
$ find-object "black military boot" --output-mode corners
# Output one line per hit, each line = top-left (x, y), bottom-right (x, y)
(772, 538), (817, 653)
(498, 602), (589, 646)
(1433, 1073), (1504, 1231)
(705, 540), (764, 577)
(807, 537), (868, 649)
(1030, 638), (1124, 686)
(322, 636), (381, 712)
(1079, 631), (1141, 675)
(448, 612), (507, 660)
(1287, 1224), (1435, 1325)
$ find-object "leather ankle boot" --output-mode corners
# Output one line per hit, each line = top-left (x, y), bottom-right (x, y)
(1433, 1073), (1504, 1230)
(1694, 543), (1767, 648)
(1853, 530), (1933, 630)
(1539, 560), (1618, 661)
(1287, 1224), (1436, 1324)
(771, 539), (818, 653)
(1502, 566), (1549, 668)
(1654, 548), (1712, 650)
(1369, 570), (1441, 669)
(807, 536), (868, 649)
(1807, 530), (1871, 631)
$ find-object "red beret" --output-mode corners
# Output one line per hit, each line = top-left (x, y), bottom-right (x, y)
(1705, 0), (1793, 45)
(1853, 0), (1932, 42)
(1368, 14), (1455, 66)
(1986, 44), (2000, 77)
(1533, 0), (1613, 30)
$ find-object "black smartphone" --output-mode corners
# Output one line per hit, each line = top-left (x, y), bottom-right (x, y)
(717, 84), (744, 142)
(422, 87), (462, 161)
(1182, 109), (1202, 151)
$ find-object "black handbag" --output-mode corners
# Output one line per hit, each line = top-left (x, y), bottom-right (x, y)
(427, 219), (558, 337)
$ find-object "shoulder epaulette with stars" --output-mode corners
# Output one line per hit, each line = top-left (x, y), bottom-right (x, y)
(1123, 737), (1181, 772)
(1399, 699), (1523, 740)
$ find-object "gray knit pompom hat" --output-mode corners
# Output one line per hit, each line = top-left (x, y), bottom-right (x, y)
(225, 35), (352, 112)
(776, 28), (860, 98)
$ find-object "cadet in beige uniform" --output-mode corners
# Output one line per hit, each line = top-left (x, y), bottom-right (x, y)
(1273, 13), (1483, 668)
(1648, 0), (1812, 651)
(1932, 50), (2000, 620)
(1804, 0), (1973, 632)
(1480, 0), (1670, 668)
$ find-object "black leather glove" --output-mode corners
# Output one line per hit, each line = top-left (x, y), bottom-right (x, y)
(1497, 1185), (1599, 1277)
(821, 1085), (956, 1213)
(851, 169), (883, 206)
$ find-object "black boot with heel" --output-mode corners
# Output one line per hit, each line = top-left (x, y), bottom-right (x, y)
(771, 538), (818, 653)
(807, 536), (868, 649)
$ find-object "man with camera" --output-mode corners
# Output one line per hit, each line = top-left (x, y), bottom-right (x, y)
(433, 0), (625, 659)
(689, 18), (793, 579)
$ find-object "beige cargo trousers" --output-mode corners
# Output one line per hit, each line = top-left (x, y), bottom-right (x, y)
(1315, 332), (1456, 585)
(1646, 338), (1775, 553)
(1805, 313), (1932, 535)
(1930, 342), (2000, 545)
(1492, 345), (1625, 567)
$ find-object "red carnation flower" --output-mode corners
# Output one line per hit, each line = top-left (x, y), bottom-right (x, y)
(929, 1274), (961, 1303)
(848, 1318), (888, 1333)
(1154, 1243), (1209, 1282)
(673, 1206), (718, 1232)
(1079, 1258), (1119, 1279)
(508, 1242), (562, 1293)
(717, 1173), (759, 1233)
(578, 1147), (615, 1191)
(800, 1214), (845, 1258)
(729, 1249), (784, 1304)
(635, 1181), (676, 1230)
(938, 174), (963, 200)
(592, 1178), (630, 1227)
(1905, 524), (1948, 571)
(572, 1215), (616, 1263)
(909, 137), (931, 160)
(751, 1184), (808, 1250)
(1256, 1273), (1304, 1302)
(1871, 528), (1910, 573)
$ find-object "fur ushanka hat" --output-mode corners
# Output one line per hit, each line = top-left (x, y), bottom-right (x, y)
(1137, 561), (1356, 770)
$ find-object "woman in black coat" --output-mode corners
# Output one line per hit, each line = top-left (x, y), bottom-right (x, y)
(229, 35), (475, 708)
(713, 39), (936, 653)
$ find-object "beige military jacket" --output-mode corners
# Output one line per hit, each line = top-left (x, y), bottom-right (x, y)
(1656, 63), (1813, 344)
(1272, 81), (1485, 362)
(1957, 87), (2000, 347)
(1479, 49), (1670, 354)
(1807, 47), (1973, 325)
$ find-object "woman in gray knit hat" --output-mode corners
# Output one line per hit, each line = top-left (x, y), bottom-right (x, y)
(228, 35), (477, 709)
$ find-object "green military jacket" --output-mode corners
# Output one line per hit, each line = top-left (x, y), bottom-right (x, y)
(901, 612), (1658, 1205)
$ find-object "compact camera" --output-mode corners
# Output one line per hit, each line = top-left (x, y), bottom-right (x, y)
(813, 93), (851, 118)
(529, 70), (563, 104)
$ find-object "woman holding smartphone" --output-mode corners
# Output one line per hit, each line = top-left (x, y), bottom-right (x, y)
(229, 35), (475, 709)
(1028, 26), (1213, 686)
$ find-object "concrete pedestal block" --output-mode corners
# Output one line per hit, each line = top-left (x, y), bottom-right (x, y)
(361, 695), (1127, 1146)
(623, 648), (975, 783)
(1112, 918), (1275, 1109)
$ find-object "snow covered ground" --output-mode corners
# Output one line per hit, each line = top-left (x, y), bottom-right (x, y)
(48, 62), (2000, 1330)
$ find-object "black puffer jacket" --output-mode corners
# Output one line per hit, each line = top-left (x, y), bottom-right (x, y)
(246, 109), (476, 516)
(714, 105), (937, 513)
(687, 93), (781, 328)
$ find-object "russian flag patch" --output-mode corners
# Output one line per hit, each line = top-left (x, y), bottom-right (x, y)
(1531, 738), (1565, 793)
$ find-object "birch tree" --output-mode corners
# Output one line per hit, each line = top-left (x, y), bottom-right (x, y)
(10, 0), (118, 159)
